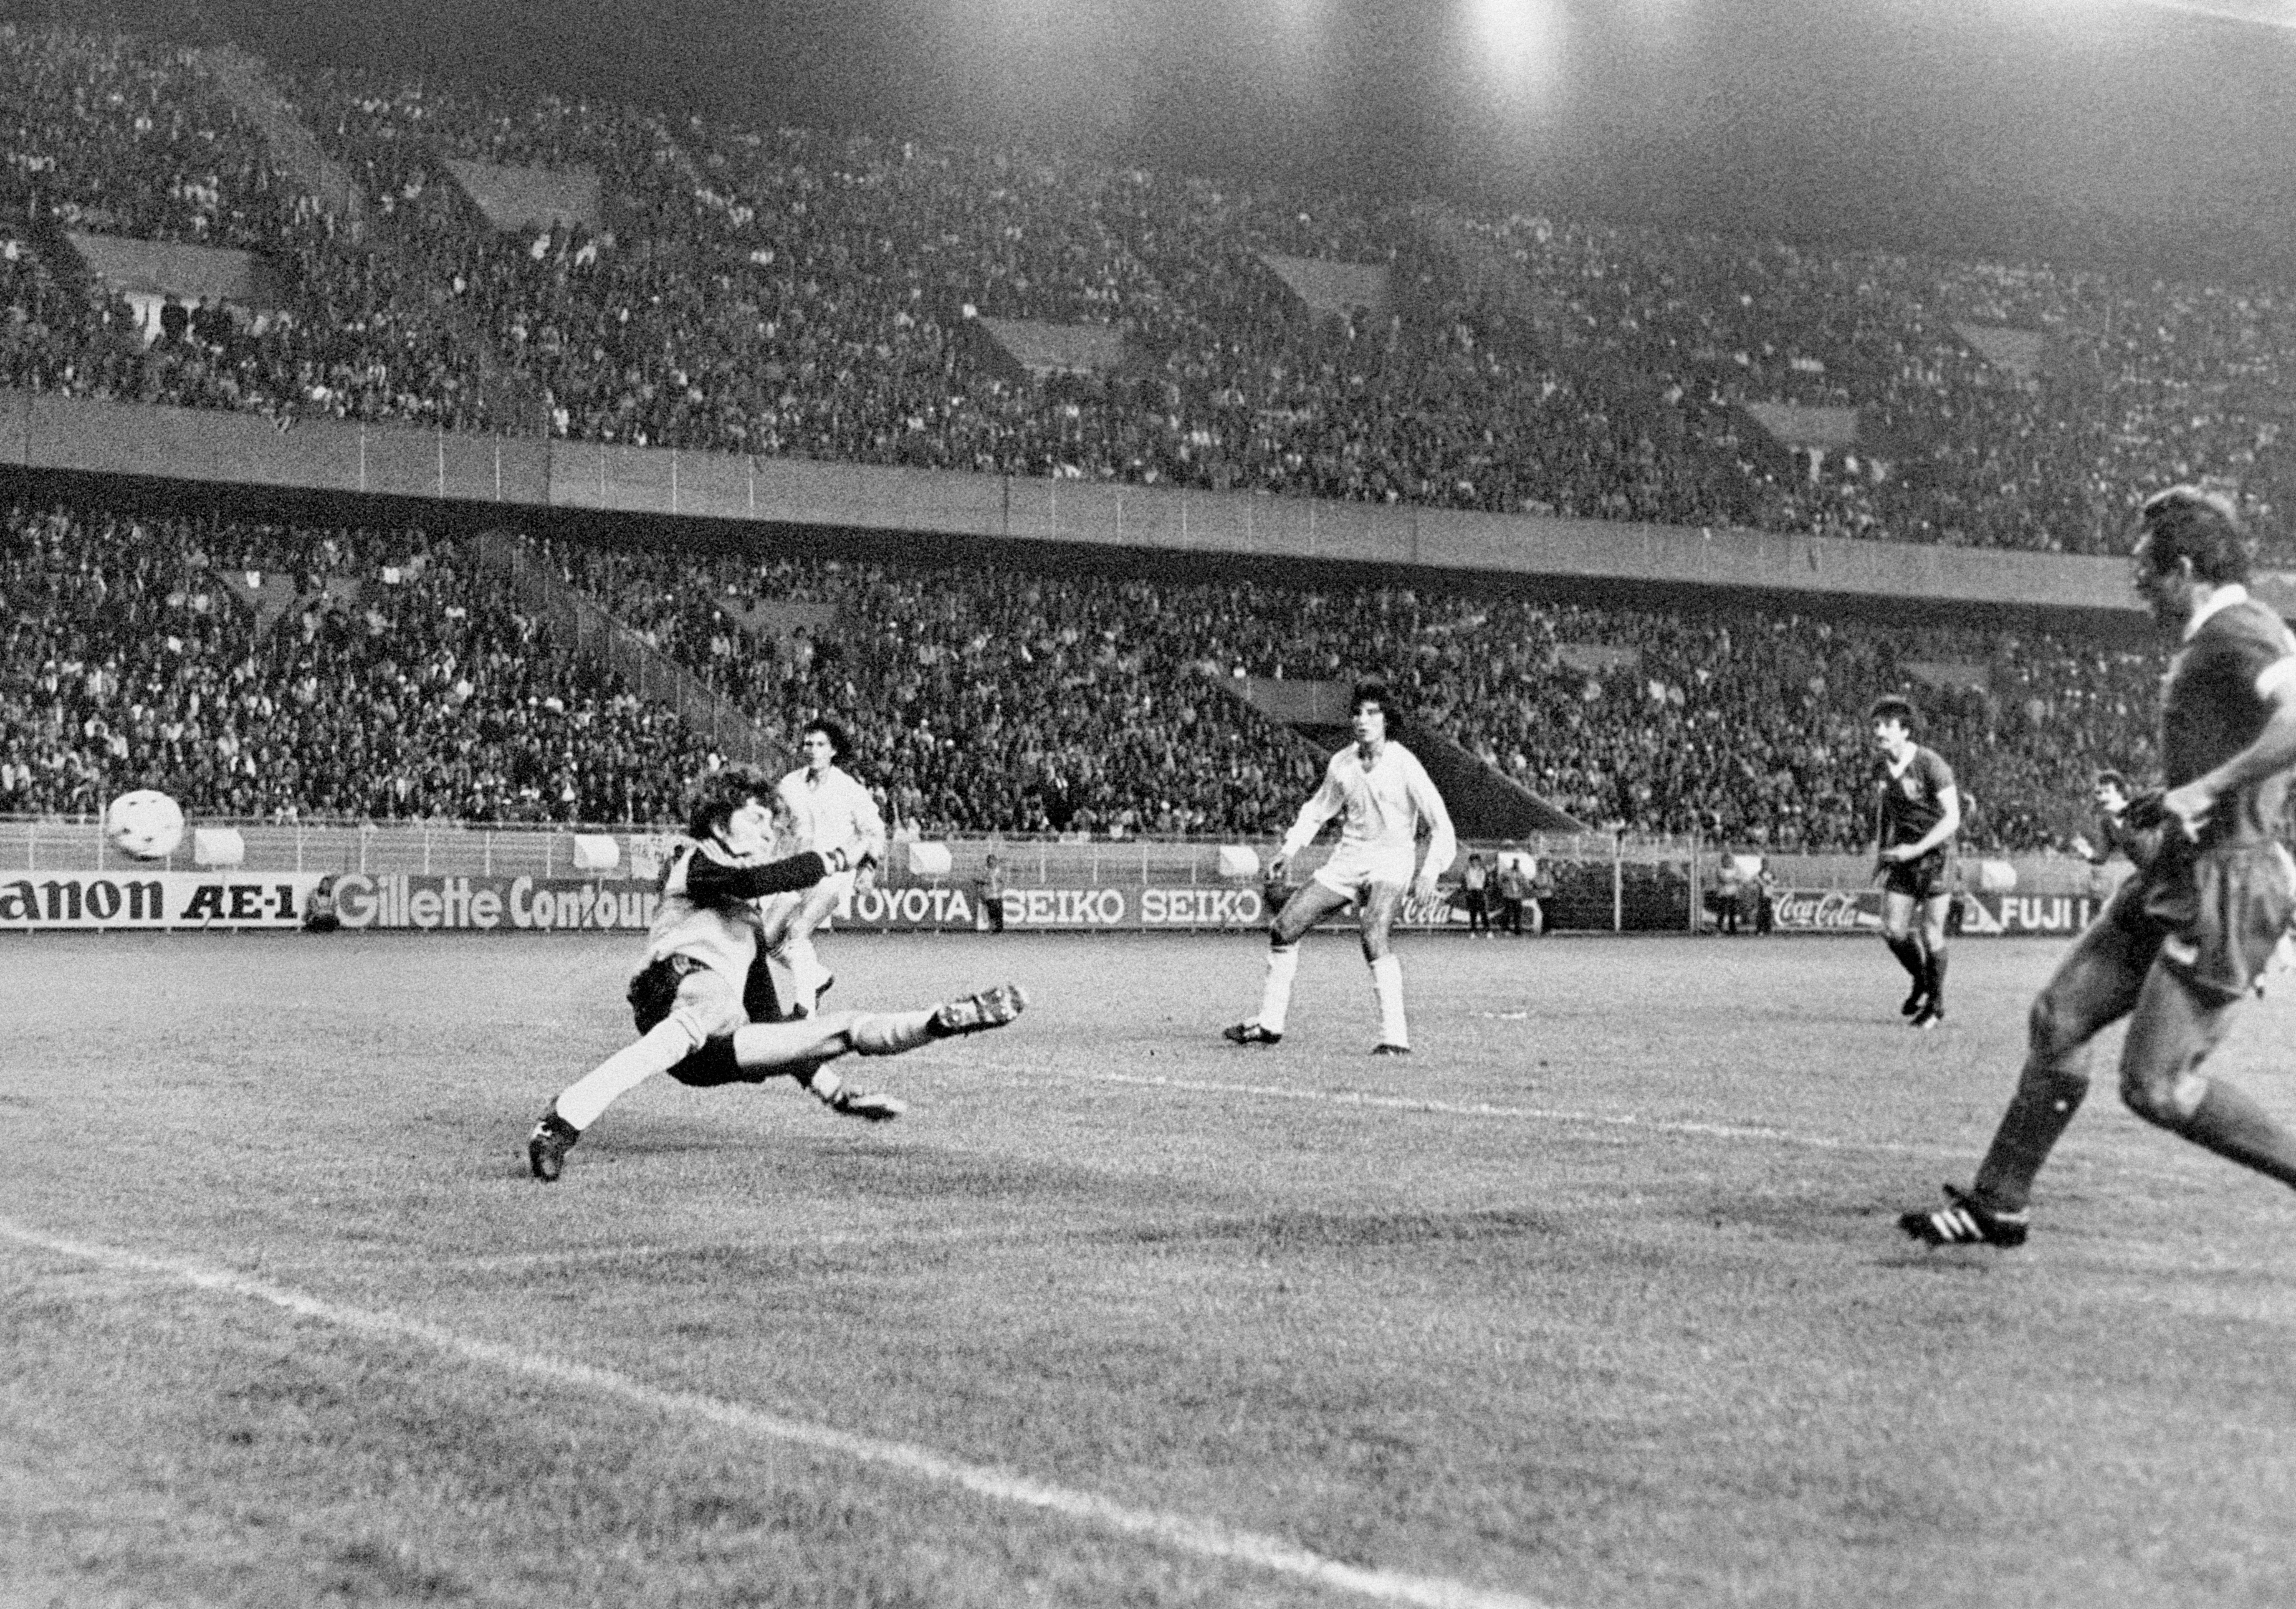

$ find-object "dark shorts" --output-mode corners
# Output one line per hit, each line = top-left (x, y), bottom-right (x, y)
(2109, 840), (2296, 1004)
(1881, 848), (1953, 903)
(667, 1037), (759, 1088)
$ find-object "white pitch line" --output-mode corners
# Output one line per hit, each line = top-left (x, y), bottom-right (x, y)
(0, 1217), (1558, 1609)
(1080, 1071), (1963, 1159)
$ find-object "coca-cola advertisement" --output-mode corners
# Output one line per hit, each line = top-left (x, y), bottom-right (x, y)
(1766, 887), (1884, 932)
(1760, 888), (2104, 936)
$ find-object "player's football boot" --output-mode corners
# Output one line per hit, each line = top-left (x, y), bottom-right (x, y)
(930, 982), (1029, 1036)
(527, 1108), (579, 1183)
(1222, 1021), (1282, 1046)
(1900, 984), (1930, 1018)
(1910, 1001), (1946, 1030)
(1371, 1043), (1412, 1057)
(1897, 1184), (2028, 1248)
(828, 1088), (907, 1122)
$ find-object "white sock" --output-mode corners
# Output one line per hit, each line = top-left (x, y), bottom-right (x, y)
(732, 1017), (848, 1073)
(1370, 954), (1407, 1048)
(850, 1009), (936, 1056)
(762, 947), (804, 1018)
(784, 932), (822, 1010)
(555, 1019), (700, 1130)
(1257, 944), (1300, 1035)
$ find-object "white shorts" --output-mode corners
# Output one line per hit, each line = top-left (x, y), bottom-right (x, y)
(667, 962), (746, 1044)
(1311, 845), (1414, 901)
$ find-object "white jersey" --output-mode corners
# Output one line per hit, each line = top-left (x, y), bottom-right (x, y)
(777, 763), (886, 865)
(1282, 740), (1457, 890)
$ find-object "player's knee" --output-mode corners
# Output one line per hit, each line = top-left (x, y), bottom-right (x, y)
(2119, 1073), (2182, 1128)
(2026, 990), (2081, 1058)
(2120, 1065), (2207, 1128)
(1359, 931), (1392, 964)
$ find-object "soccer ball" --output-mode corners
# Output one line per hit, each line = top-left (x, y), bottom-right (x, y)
(106, 789), (186, 861)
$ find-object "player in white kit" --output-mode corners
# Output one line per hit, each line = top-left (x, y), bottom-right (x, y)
(1223, 682), (1457, 1054)
(760, 718), (888, 1017)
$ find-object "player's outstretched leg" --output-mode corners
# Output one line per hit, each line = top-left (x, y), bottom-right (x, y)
(925, 982), (1029, 1036)
(727, 984), (1028, 1122)
(529, 1015), (705, 1181)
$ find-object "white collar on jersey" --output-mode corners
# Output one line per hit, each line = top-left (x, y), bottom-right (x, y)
(2184, 582), (2250, 643)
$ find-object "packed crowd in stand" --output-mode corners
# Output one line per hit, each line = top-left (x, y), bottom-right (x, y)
(0, 28), (500, 428)
(0, 503), (712, 822)
(1, 25), (2293, 558)
(550, 538), (1326, 839)
(0, 495), (2166, 851)
(550, 535), (2161, 852)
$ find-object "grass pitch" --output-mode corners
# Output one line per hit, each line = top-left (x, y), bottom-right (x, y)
(5, 929), (2295, 1608)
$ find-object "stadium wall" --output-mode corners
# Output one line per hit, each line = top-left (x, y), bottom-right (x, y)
(0, 389), (2223, 620)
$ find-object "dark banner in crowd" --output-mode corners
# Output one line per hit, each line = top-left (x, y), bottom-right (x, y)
(0, 871), (324, 928)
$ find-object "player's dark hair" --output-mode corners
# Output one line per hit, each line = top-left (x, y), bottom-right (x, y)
(2138, 485), (2251, 585)
(1350, 679), (1402, 739)
(1868, 695), (1919, 736)
(801, 716), (851, 761)
(686, 767), (770, 842)
(2094, 769), (2128, 794)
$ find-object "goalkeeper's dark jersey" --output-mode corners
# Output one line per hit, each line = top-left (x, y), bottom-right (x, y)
(2162, 594), (2296, 851)
(1876, 746), (1957, 850)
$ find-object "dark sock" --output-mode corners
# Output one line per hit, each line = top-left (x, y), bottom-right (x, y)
(1925, 949), (1949, 1010)
(1887, 935), (1927, 984)
(2173, 1081), (2296, 1189)
(1973, 1064), (2091, 1212)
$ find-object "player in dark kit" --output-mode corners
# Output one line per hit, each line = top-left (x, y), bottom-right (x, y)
(1869, 696), (1960, 1028)
(2071, 769), (2158, 870)
(1902, 486), (2296, 1247)
(526, 769), (1025, 1182)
